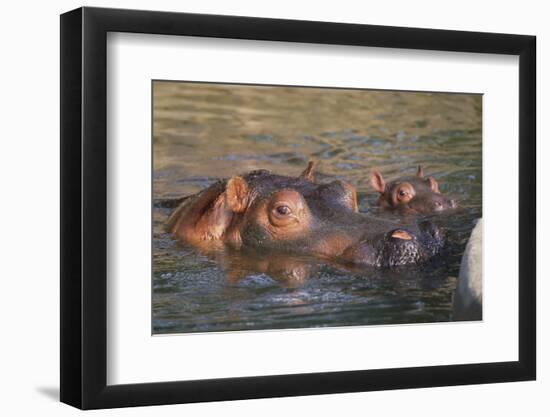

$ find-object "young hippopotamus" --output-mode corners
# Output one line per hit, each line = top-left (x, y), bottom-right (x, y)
(370, 165), (457, 214)
(166, 162), (444, 267)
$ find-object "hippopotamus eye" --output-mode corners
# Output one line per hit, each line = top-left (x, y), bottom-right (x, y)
(397, 189), (410, 200)
(276, 205), (291, 215)
(268, 191), (309, 228)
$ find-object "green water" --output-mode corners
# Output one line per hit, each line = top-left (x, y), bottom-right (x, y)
(152, 81), (482, 334)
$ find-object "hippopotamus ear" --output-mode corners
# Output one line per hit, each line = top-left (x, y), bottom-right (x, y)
(370, 170), (386, 194)
(299, 160), (316, 182)
(427, 177), (441, 194)
(166, 180), (231, 240)
(417, 165), (425, 178)
(225, 176), (250, 213)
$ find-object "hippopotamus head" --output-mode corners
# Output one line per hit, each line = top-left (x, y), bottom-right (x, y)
(370, 165), (457, 214)
(167, 163), (444, 267)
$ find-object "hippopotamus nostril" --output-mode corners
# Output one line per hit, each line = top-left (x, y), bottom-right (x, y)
(390, 229), (413, 240)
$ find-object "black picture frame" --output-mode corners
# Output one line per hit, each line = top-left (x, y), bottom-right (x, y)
(60, 6), (536, 410)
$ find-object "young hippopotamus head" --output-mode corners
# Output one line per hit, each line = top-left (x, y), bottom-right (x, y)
(167, 162), (444, 267)
(370, 165), (457, 214)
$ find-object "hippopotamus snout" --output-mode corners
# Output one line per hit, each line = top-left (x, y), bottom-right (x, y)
(343, 221), (444, 267)
(431, 194), (457, 212)
(379, 222), (444, 267)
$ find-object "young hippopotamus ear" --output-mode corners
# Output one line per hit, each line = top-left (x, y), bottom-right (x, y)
(426, 176), (441, 194)
(418, 164), (440, 194)
(370, 169), (386, 194)
(370, 166), (456, 214)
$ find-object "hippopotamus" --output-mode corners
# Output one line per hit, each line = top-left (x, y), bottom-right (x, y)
(166, 163), (444, 267)
(370, 165), (457, 214)
(453, 218), (482, 321)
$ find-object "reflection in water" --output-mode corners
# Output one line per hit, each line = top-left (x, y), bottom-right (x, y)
(153, 81), (482, 334)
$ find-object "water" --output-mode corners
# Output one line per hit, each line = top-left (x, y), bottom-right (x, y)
(153, 81), (482, 334)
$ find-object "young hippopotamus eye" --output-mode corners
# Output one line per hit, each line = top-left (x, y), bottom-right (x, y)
(370, 165), (457, 214)
(395, 183), (415, 203)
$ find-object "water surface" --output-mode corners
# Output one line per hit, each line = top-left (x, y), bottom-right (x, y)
(153, 81), (482, 334)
